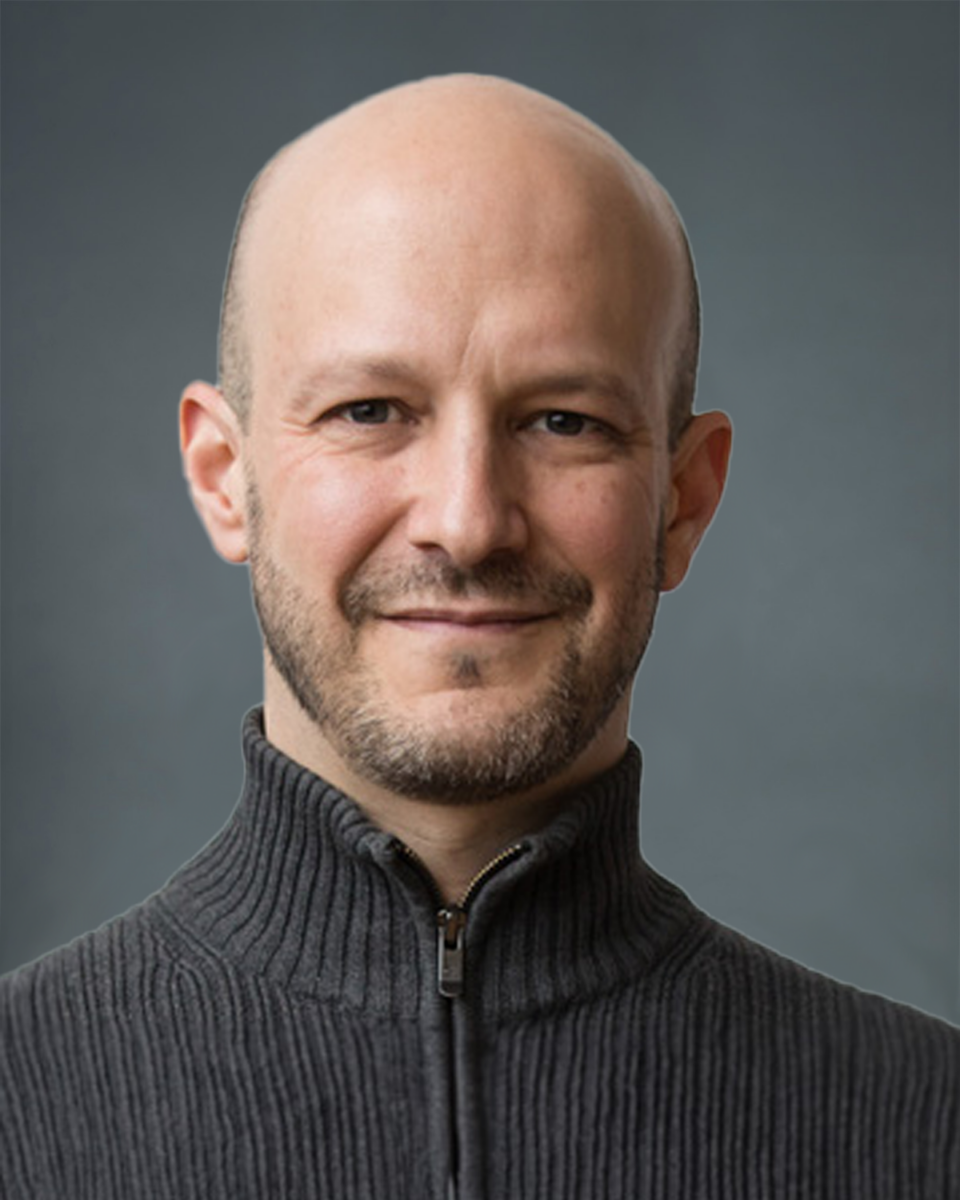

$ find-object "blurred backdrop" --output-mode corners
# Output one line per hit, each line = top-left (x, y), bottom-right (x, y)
(2, 2), (957, 1022)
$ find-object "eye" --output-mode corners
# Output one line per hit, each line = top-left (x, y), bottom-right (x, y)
(336, 399), (397, 425)
(531, 410), (602, 437)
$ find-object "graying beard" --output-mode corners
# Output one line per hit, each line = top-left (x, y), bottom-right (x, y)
(248, 476), (662, 805)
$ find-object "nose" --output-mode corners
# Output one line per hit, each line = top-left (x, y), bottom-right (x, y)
(405, 421), (529, 567)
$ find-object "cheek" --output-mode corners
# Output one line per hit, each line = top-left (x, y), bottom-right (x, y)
(542, 473), (661, 584)
(260, 453), (406, 586)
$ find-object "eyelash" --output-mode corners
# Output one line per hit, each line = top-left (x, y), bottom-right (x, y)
(325, 399), (616, 440)
(331, 398), (405, 425)
(527, 411), (609, 438)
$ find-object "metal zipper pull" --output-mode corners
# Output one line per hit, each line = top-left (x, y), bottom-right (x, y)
(437, 908), (467, 998)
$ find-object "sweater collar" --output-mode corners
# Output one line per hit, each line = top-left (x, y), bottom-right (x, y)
(157, 708), (702, 1018)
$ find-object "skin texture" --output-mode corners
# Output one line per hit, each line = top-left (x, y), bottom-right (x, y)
(181, 76), (731, 902)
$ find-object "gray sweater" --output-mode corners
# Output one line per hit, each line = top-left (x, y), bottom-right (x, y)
(2, 711), (957, 1199)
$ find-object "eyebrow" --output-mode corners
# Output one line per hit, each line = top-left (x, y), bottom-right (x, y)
(288, 356), (423, 413)
(288, 357), (646, 417)
(509, 371), (645, 415)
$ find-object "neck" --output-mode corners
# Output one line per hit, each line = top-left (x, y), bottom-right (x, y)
(160, 712), (695, 1016)
(262, 682), (631, 905)
(346, 786), (576, 906)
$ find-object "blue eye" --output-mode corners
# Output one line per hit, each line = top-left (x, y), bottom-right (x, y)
(342, 399), (393, 424)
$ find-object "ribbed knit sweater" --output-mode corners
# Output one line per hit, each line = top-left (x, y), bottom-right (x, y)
(2, 711), (957, 1199)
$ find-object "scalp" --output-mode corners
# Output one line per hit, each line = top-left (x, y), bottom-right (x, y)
(219, 75), (699, 446)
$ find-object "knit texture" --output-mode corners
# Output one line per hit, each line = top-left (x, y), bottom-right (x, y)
(2, 710), (957, 1199)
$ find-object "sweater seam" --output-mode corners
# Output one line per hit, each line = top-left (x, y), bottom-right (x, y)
(142, 895), (428, 1020)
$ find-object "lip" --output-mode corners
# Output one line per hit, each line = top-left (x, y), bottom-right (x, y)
(380, 608), (553, 629)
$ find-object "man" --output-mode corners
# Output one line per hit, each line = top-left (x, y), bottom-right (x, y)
(2, 74), (956, 1200)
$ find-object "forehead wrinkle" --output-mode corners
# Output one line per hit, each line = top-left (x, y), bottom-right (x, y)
(286, 355), (425, 412)
(227, 76), (696, 440)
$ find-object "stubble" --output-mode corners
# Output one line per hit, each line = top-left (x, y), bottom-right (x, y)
(246, 477), (662, 803)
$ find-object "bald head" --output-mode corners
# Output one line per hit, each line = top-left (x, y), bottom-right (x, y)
(218, 75), (699, 447)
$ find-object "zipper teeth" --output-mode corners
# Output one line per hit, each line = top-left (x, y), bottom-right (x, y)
(395, 842), (445, 908)
(395, 840), (526, 911)
(457, 843), (525, 909)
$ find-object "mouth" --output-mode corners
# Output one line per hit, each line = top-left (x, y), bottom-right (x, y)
(380, 607), (554, 633)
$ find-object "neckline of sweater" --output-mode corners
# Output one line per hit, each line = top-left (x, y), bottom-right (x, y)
(153, 708), (704, 1018)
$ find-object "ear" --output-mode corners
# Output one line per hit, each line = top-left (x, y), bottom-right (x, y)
(179, 381), (249, 563)
(660, 411), (732, 592)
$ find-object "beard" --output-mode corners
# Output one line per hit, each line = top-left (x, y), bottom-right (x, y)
(247, 480), (663, 804)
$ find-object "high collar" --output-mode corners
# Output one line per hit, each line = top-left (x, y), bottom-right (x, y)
(157, 709), (703, 1019)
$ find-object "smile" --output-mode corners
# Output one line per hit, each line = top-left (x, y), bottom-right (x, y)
(380, 608), (554, 633)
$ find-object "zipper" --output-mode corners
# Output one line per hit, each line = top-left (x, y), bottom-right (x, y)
(395, 841), (527, 997)
(437, 908), (468, 998)
(393, 839), (527, 1200)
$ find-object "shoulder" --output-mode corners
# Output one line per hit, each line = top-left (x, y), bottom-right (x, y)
(1, 900), (177, 1023)
(0, 901), (196, 1190)
(0, 898), (190, 1105)
(673, 918), (959, 1193)
(701, 917), (958, 1024)
(691, 915), (959, 1075)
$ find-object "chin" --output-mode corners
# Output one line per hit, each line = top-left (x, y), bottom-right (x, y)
(387, 676), (548, 720)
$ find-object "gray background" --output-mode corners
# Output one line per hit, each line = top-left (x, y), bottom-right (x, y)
(2, 2), (957, 1023)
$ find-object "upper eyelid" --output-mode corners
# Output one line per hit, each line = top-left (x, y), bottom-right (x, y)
(317, 399), (616, 431)
(524, 408), (614, 431)
(323, 397), (408, 420)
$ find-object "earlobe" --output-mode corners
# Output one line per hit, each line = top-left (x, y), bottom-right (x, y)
(179, 382), (250, 564)
(661, 411), (732, 592)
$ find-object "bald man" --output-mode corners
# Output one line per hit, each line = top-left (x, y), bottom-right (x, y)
(2, 76), (956, 1200)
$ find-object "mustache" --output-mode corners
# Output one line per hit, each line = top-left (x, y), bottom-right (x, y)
(341, 556), (593, 626)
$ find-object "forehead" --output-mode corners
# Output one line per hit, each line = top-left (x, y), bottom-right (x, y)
(241, 113), (683, 405)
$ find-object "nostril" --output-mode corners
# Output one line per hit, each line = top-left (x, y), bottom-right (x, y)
(406, 479), (527, 566)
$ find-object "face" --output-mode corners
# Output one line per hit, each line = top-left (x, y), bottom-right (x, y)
(247, 482), (665, 802)
(237, 149), (681, 803)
